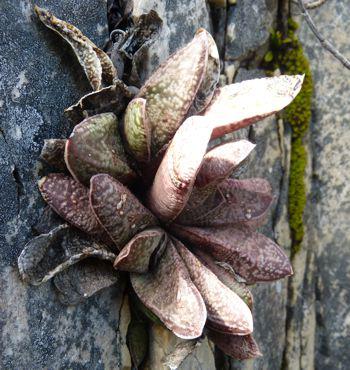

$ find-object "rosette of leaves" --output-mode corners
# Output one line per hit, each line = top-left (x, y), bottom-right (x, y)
(18, 5), (303, 368)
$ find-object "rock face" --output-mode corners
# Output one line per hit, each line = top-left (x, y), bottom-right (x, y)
(2, 0), (349, 369)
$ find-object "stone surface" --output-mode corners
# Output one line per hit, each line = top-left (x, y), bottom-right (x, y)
(225, 0), (277, 63)
(0, 1), (130, 369)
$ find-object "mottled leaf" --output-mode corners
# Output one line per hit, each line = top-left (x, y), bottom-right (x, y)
(114, 228), (167, 273)
(203, 75), (304, 139)
(194, 249), (253, 309)
(18, 225), (116, 285)
(174, 239), (253, 335)
(138, 29), (209, 153)
(38, 173), (102, 235)
(64, 81), (135, 125)
(147, 116), (212, 222)
(195, 140), (256, 188)
(207, 331), (262, 360)
(65, 113), (136, 186)
(176, 178), (273, 228)
(123, 98), (151, 162)
(40, 139), (67, 171)
(171, 225), (293, 283)
(35, 6), (116, 90)
(90, 174), (157, 249)
(131, 241), (207, 339)
(54, 259), (119, 305)
(188, 31), (220, 115)
(127, 319), (149, 368)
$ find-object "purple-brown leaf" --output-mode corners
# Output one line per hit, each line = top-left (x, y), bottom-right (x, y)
(114, 228), (167, 273)
(138, 29), (209, 153)
(90, 174), (157, 249)
(207, 331), (262, 360)
(147, 116), (212, 222)
(203, 75), (304, 139)
(65, 113), (136, 186)
(174, 239), (253, 335)
(38, 173), (102, 235)
(176, 178), (273, 228)
(195, 140), (255, 188)
(171, 225), (293, 283)
(131, 240), (207, 339)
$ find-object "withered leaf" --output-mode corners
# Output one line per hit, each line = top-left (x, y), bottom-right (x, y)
(195, 140), (256, 188)
(114, 228), (167, 273)
(38, 173), (102, 235)
(194, 249), (253, 309)
(131, 241), (207, 339)
(54, 259), (119, 305)
(65, 113), (136, 186)
(123, 98), (151, 163)
(107, 0), (134, 33)
(64, 81), (135, 125)
(174, 239), (253, 335)
(176, 178), (273, 228)
(203, 75), (304, 139)
(147, 116), (212, 222)
(35, 6), (116, 90)
(138, 29), (209, 153)
(40, 139), (67, 171)
(18, 225), (116, 285)
(207, 331), (262, 360)
(171, 225), (293, 283)
(90, 174), (158, 249)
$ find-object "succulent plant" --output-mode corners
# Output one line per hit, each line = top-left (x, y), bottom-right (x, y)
(18, 4), (303, 367)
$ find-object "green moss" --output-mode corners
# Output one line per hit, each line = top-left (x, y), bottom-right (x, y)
(264, 19), (313, 256)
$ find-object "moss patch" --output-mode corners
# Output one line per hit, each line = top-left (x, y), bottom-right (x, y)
(264, 19), (313, 256)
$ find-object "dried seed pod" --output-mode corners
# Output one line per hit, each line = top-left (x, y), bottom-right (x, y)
(171, 224), (293, 283)
(203, 75), (304, 139)
(114, 228), (167, 273)
(174, 239), (253, 335)
(38, 173), (102, 235)
(131, 241), (207, 339)
(65, 113), (136, 186)
(90, 174), (158, 249)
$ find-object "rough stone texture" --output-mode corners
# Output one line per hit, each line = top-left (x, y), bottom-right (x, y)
(283, 1), (350, 369)
(0, 1), (131, 369)
(225, 0), (278, 63)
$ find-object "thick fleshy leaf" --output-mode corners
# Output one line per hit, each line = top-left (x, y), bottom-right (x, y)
(171, 225), (293, 283)
(195, 140), (256, 188)
(54, 259), (119, 305)
(174, 239), (253, 335)
(65, 113), (136, 186)
(35, 6), (116, 90)
(188, 31), (220, 115)
(123, 98), (151, 163)
(38, 173), (102, 235)
(114, 228), (167, 273)
(176, 178), (273, 228)
(90, 174), (157, 249)
(40, 139), (67, 171)
(203, 75), (304, 139)
(207, 331), (262, 360)
(64, 81), (135, 125)
(138, 29), (209, 153)
(131, 241), (207, 339)
(194, 249), (253, 309)
(18, 225), (116, 285)
(147, 116), (212, 222)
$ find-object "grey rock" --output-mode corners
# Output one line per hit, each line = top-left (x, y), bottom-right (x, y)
(225, 0), (277, 63)
(0, 1), (131, 369)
